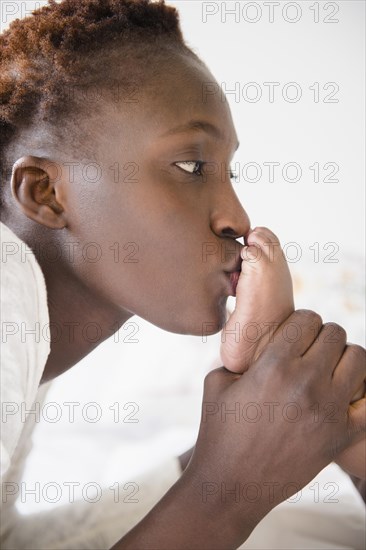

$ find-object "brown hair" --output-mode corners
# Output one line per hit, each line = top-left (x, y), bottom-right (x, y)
(0, 0), (197, 200)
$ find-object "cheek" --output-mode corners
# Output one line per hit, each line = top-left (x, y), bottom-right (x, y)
(129, 253), (228, 336)
(93, 236), (226, 335)
(67, 231), (227, 336)
(64, 176), (227, 333)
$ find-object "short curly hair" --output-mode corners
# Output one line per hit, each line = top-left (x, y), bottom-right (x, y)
(0, 0), (200, 204)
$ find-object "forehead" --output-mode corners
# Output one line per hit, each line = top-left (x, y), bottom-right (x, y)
(151, 56), (236, 142)
(99, 53), (238, 152)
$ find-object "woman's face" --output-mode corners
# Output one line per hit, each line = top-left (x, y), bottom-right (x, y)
(58, 54), (251, 335)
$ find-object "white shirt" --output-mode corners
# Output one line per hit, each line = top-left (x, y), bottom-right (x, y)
(0, 221), (51, 478)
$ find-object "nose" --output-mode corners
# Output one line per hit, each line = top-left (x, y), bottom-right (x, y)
(210, 182), (251, 241)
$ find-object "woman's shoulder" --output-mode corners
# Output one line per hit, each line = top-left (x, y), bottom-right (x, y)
(0, 221), (49, 326)
(1, 221), (51, 478)
(0, 221), (51, 421)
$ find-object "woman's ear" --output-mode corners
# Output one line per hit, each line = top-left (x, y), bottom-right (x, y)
(11, 156), (66, 229)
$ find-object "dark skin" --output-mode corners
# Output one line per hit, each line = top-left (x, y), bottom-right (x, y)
(4, 53), (366, 548)
(7, 55), (249, 383)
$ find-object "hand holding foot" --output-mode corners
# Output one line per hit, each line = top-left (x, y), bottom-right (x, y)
(220, 226), (365, 479)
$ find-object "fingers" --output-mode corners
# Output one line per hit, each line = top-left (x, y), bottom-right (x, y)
(260, 309), (323, 360)
(302, 322), (347, 372)
(333, 344), (366, 402)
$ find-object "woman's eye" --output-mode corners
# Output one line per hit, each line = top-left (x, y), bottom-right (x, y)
(174, 161), (236, 180)
(174, 161), (204, 176)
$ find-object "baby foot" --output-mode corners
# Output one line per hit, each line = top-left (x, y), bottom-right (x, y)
(220, 227), (294, 373)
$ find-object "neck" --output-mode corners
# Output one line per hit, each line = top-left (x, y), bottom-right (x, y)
(39, 260), (133, 382)
(2, 217), (133, 382)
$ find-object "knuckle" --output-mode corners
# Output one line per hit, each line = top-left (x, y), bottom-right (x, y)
(347, 344), (366, 364)
(323, 322), (347, 342)
(295, 309), (323, 327)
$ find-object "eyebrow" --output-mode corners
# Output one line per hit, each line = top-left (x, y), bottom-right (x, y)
(159, 119), (240, 151)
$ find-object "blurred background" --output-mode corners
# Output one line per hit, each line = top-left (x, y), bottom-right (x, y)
(1, 0), (364, 521)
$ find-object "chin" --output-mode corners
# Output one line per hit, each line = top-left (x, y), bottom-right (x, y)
(137, 294), (228, 337)
(177, 296), (228, 337)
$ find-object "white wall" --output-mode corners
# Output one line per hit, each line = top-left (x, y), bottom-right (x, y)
(172, 0), (365, 257)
